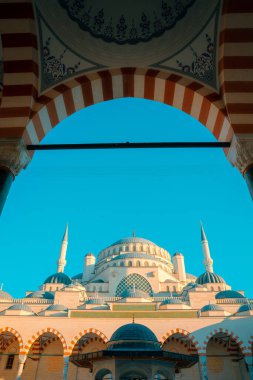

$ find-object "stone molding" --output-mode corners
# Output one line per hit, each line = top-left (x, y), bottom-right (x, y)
(227, 134), (253, 174)
(0, 138), (30, 176)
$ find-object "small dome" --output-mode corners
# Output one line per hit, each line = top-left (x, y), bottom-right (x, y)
(196, 271), (225, 285)
(8, 304), (34, 313)
(85, 252), (95, 257)
(26, 291), (54, 299)
(86, 298), (105, 304)
(0, 289), (12, 300)
(237, 303), (253, 313)
(46, 304), (68, 311)
(173, 252), (183, 257)
(201, 304), (224, 312)
(108, 323), (160, 351)
(160, 298), (183, 306)
(215, 290), (245, 299)
(44, 273), (71, 285)
(120, 289), (150, 298)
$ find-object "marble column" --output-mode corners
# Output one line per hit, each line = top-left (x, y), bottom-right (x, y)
(16, 354), (27, 380)
(63, 356), (69, 380)
(245, 356), (253, 380)
(0, 138), (30, 215)
(198, 355), (208, 380)
(228, 134), (253, 201)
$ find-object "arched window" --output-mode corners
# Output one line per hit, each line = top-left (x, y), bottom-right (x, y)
(93, 286), (96, 292)
(128, 261), (132, 267)
(113, 262), (116, 267)
(99, 286), (102, 292)
(136, 261), (141, 267)
(133, 245), (136, 251)
(173, 286), (176, 292)
(120, 262), (124, 267)
(144, 261), (149, 266)
(211, 286), (214, 291)
(218, 286), (221, 291)
(166, 286), (170, 291)
(125, 246), (129, 251)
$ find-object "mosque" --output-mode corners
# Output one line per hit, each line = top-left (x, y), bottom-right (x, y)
(0, 225), (252, 380)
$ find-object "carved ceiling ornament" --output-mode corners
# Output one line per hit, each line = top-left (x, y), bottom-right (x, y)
(58, 0), (196, 45)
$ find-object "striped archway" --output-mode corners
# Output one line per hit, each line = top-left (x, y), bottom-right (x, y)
(202, 327), (247, 355)
(0, 327), (23, 353)
(68, 328), (108, 354)
(24, 68), (232, 146)
(24, 328), (67, 355)
(161, 328), (200, 353)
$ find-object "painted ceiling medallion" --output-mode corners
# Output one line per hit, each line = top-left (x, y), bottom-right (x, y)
(58, 0), (196, 45)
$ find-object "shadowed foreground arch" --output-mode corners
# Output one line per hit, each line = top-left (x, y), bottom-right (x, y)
(25, 68), (232, 146)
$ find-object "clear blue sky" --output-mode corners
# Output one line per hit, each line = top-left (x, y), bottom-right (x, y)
(1, 98), (252, 298)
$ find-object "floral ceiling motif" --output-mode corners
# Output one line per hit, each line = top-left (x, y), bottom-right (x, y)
(58, 0), (196, 45)
(152, 5), (220, 90)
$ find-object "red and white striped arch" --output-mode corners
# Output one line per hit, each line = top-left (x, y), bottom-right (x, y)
(0, 326), (23, 353)
(24, 68), (232, 146)
(202, 327), (248, 356)
(161, 328), (200, 353)
(24, 327), (68, 355)
(219, 1), (253, 134)
(68, 328), (108, 354)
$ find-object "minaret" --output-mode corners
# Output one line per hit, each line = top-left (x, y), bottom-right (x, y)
(201, 223), (213, 273)
(57, 225), (68, 273)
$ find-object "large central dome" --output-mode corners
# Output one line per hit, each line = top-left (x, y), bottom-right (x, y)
(97, 236), (171, 265)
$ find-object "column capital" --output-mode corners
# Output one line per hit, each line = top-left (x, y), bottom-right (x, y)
(227, 134), (253, 174)
(0, 138), (30, 176)
(18, 354), (27, 364)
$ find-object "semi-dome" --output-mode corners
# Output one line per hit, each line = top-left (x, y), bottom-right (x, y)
(44, 273), (71, 285)
(237, 303), (253, 313)
(26, 291), (54, 299)
(196, 271), (225, 285)
(215, 290), (245, 299)
(108, 323), (160, 351)
(201, 304), (224, 312)
(0, 289), (12, 300)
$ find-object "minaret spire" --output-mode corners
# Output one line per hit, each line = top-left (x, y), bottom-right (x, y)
(200, 222), (213, 273)
(57, 224), (68, 273)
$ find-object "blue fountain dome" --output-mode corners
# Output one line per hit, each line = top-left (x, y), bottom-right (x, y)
(108, 323), (160, 351)
(215, 290), (245, 299)
(26, 291), (54, 299)
(196, 271), (225, 285)
(44, 273), (71, 285)
(201, 304), (224, 312)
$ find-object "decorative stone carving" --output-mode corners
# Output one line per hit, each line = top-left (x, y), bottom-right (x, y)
(0, 139), (30, 176)
(227, 134), (253, 174)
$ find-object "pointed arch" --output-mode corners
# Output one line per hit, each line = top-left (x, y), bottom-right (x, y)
(24, 68), (232, 146)
(0, 327), (23, 353)
(161, 328), (200, 353)
(202, 327), (247, 355)
(68, 328), (108, 353)
(24, 327), (67, 355)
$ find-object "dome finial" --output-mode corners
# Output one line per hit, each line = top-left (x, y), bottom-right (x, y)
(132, 314), (135, 324)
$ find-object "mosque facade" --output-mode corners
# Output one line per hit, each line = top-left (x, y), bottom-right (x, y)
(0, 226), (252, 380)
